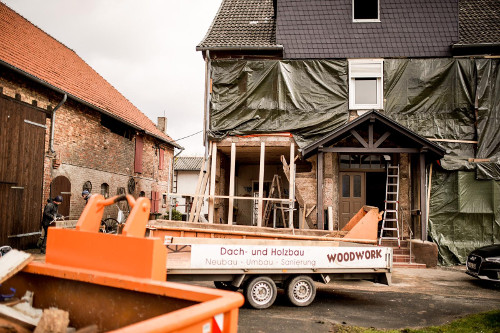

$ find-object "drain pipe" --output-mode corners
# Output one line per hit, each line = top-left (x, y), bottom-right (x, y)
(49, 93), (67, 153)
(204, 50), (211, 160)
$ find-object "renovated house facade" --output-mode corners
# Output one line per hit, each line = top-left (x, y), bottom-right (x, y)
(0, 3), (181, 248)
(195, 0), (500, 264)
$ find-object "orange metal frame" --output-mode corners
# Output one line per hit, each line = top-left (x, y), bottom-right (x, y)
(46, 194), (167, 280)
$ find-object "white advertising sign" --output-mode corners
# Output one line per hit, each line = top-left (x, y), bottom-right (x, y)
(182, 244), (390, 270)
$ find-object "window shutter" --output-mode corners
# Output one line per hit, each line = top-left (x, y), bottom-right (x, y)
(159, 149), (164, 170)
(134, 136), (143, 173)
(151, 191), (160, 213)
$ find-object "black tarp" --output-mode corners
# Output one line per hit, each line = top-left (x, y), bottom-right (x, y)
(210, 60), (349, 148)
(428, 169), (500, 265)
(209, 58), (500, 264)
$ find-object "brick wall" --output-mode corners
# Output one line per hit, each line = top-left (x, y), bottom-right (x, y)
(1, 68), (175, 221)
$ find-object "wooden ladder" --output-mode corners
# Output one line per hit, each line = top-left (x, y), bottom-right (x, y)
(379, 164), (401, 247)
(263, 175), (286, 228)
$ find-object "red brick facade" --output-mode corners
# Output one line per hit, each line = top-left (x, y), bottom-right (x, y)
(1, 69), (175, 221)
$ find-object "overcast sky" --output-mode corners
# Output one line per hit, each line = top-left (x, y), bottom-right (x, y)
(2, 0), (222, 156)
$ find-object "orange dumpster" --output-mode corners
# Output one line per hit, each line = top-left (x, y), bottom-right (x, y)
(0, 194), (244, 332)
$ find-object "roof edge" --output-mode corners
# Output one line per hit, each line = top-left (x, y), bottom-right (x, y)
(196, 45), (283, 52)
(0, 59), (182, 149)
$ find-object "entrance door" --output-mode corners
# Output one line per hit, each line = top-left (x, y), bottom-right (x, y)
(50, 176), (71, 217)
(339, 172), (365, 229)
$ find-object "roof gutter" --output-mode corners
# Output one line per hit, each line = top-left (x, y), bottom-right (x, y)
(196, 45), (284, 51)
(0, 60), (182, 149)
(452, 42), (500, 49)
(49, 93), (67, 153)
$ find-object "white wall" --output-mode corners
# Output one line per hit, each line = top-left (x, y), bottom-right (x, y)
(175, 170), (208, 217)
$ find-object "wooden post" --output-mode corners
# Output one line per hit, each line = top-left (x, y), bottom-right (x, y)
(288, 142), (295, 228)
(208, 142), (217, 224)
(228, 142), (236, 225)
(257, 141), (265, 227)
(419, 152), (427, 241)
(317, 150), (324, 230)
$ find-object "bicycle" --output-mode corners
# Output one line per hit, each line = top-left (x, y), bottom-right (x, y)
(100, 204), (129, 234)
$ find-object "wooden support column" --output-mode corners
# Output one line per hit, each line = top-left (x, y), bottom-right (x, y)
(257, 141), (265, 227)
(208, 142), (217, 224)
(317, 150), (324, 230)
(419, 152), (427, 241)
(288, 142), (295, 228)
(228, 142), (236, 225)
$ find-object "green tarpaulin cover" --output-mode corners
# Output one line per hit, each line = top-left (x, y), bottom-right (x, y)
(209, 58), (500, 264)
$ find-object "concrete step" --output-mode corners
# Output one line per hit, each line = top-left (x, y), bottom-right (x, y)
(379, 239), (410, 248)
(393, 262), (426, 269)
(393, 254), (415, 263)
(393, 248), (410, 255)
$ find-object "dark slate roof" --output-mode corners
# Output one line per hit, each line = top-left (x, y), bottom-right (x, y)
(174, 157), (204, 171)
(276, 0), (458, 58)
(197, 0), (280, 50)
(458, 0), (500, 45)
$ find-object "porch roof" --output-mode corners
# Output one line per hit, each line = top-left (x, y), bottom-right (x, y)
(301, 110), (446, 160)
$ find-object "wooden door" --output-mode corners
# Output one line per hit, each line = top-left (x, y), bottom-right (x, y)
(339, 172), (366, 229)
(0, 97), (46, 247)
(50, 176), (71, 217)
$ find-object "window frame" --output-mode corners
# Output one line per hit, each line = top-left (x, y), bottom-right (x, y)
(348, 59), (384, 111)
(352, 0), (380, 23)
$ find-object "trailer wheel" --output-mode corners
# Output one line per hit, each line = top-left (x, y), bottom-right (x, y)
(285, 275), (316, 307)
(244, 276), (277, 309)
(214, 281), (238, 291)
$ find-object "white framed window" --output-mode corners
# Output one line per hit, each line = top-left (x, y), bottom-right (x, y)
(348, 59), (384, 110)
(353, 0), (380, 23)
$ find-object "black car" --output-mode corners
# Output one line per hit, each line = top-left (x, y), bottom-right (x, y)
(466, 244), (500, 281)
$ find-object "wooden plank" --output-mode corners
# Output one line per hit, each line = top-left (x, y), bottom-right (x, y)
(228, 142), (236, 225)
(321, 147), (420, 153)
(208, 142), (217, 224)
(34, 308), (69, 333)
(427, 138), (478, 144)
(193, 156), (211, 223)
(0, 249), (32, 284)
(317, 151), (324, 230)
(419, 152), (427, 241)
(288, 142), (295, 229)
(257, 142), (265, 227)
(188, 142), (211, 222)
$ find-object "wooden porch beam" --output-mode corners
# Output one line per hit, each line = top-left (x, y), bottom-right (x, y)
(374, 131), (391, 148)
(419, 152), (427, 241)
(208, 142), (217, 224)
(288, 142), (295, 229)
(317, 151), (324, 230)
(257, 141), (265, 227)
(350, 130), (369, 148)
(227, 142), (236, 225)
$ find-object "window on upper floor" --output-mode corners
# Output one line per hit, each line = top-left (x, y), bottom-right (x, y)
(348, 59), (384, 111)
(353, 0), (379, 22)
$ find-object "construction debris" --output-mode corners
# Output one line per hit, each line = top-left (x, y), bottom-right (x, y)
(0, 250), (33, 284)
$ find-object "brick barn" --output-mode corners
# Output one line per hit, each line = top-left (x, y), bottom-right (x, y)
(0, 3), (181, 248)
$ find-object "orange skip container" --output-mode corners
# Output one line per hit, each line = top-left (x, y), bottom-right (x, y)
(1, 194), (244, 332)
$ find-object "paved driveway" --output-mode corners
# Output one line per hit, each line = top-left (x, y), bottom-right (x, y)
(236, 267), (500, 332)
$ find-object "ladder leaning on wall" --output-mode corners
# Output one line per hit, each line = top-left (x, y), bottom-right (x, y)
(379, 164), (401, 247)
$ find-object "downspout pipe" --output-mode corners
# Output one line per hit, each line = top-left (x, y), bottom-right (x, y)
(204, 50), (212, 160)
(50, 93), (67, 153)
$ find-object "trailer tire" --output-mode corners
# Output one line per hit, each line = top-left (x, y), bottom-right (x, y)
(214, 281), (238, 291)
(244, 276), (277, 309)
(285, 275), (316, 307)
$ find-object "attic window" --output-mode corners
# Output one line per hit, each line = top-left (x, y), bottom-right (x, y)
(353, 0), (380, 22)
(348, 59), (383, 110)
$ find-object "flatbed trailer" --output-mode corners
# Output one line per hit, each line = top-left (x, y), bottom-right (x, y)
(163, 237), (393, 309)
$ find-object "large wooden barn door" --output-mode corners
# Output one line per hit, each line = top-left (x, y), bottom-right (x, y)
(0, 97), (46, 247)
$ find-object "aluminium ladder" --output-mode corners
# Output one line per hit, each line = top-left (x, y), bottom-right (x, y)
(379, 164), (401, 247)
